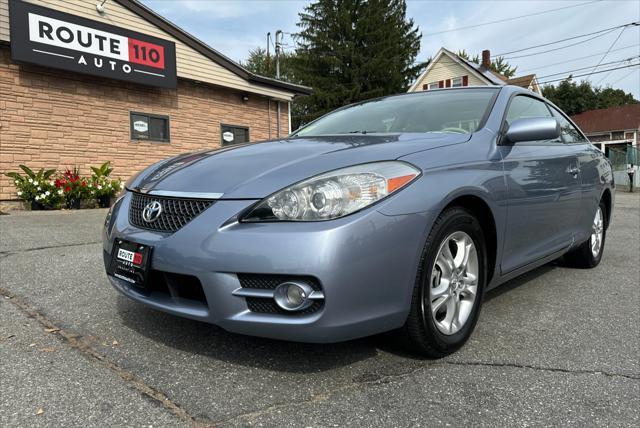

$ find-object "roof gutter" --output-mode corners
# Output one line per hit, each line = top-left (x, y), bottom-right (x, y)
(115, 0), (312, 96)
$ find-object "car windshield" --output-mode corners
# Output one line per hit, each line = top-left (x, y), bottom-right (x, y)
(293, 88), (498, 137)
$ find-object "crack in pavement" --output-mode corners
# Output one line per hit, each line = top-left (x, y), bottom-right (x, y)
(0, 241), (102, 257)
(440, 360), (640, 381)
(2, 284), (637, 427)
(0, 287), (208, 428)
(213, 358), (639, 426)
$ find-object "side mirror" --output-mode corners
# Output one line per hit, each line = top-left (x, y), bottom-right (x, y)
(504, 117), (560, 144)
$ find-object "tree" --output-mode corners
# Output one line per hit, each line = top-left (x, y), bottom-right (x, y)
(242, 47), (298, 83)
(542, 79), (637, 116)
(291, 0), (427, 127)
(457, 50), (517, 78)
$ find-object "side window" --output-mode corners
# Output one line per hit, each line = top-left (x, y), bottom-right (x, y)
(220, 124), (249, 146)
(505, 95), (551, 124)
(130, 112), (170, 143)
(548, 105), (587, 144)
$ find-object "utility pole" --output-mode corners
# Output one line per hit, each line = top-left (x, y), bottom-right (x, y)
(275, 30), (282, 138)
(266, 32), (270, 70)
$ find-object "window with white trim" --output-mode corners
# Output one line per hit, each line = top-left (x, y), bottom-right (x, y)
(451, 77), (464, 87)
(427, 81), (440, 90)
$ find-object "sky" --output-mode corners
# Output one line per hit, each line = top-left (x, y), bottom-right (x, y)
(139, 0), (640, 98)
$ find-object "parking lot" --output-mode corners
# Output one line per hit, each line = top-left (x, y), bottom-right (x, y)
(1, 191), (638, 427)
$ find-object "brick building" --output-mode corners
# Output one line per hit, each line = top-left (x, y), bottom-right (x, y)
(0, 0), (310, 203)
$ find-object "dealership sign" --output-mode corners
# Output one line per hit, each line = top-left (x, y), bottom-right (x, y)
(9, 0), (177, 88)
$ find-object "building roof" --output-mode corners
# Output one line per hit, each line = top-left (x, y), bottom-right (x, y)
(116, 0), (312, 96)
(507, 74), (536, 88)
(409, 47), (541, 94)
(570, 104), (640, 134)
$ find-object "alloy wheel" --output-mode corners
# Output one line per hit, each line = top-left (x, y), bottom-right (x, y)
(427, 231), (479, 335)
(591, 207), (604, 258)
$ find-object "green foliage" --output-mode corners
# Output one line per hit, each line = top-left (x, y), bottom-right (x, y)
(5, 165), (62, 207)
(242, 47), (298, 83)
(542, 79), (638, 116)
(90, 161), (114, 178)
(457, 50), (517, 78)
(290, 0), (426, 128)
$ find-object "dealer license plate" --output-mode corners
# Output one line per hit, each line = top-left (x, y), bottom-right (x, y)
(107, 240), (152, 288)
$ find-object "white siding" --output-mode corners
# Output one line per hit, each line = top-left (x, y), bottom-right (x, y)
(0, 0), (295, 100)
(410, 55), (488, 92)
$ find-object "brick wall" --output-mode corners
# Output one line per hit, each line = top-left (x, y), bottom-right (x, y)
(0, 46), (289, 201)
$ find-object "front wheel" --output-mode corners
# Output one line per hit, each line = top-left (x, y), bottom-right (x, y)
(401, 207), (486, 357)
(563, 202), (606, 268)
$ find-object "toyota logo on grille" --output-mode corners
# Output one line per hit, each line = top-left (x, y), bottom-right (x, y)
(142, 201), (163, 223)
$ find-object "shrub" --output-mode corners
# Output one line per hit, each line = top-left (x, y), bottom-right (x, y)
(5, 165), (62, 209)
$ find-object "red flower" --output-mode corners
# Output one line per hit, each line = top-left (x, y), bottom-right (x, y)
(81, 181), (87, 187)
(64, 186), (71, 192)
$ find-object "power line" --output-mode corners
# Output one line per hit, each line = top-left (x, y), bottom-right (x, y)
(537, 62), (640, 85)
(610, 68), (638, 85)
(496, 22), (638, 58)
(535, 57), (638, 79)
(518, 44), (640, 73)
(422, 0), (602, 37)
(590, 27), (627, 83)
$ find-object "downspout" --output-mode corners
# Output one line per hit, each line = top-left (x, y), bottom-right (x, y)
(288, 101), (292, 134)
(268, 99), (271, 139)
(277, 101), (281, 138)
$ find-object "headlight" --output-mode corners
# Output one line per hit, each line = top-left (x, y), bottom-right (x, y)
(241, 161), (420, 222)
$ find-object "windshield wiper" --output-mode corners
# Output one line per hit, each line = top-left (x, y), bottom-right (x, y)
(348, 130), (370, 134)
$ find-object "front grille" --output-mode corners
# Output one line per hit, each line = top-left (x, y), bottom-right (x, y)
(238, 274), (322, 291)
(129, 192), (214, 233)
(238, 274), (324, 315)
(246, 297), (323, 315)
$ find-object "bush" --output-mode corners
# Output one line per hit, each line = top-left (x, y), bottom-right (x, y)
(5, 165), (63, 209)
(54, 167), (90, 209)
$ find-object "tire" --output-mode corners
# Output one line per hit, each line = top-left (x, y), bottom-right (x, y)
(400, 207), (487, 358)
(563, 201), (606, 269)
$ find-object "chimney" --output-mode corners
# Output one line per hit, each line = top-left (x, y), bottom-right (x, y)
(481, 50), (491, 69)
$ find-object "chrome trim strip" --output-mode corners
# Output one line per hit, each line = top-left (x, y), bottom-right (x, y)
(232, 288), (274, 298)
(145, 190), (224, 199)
(308, 291), (325, 300)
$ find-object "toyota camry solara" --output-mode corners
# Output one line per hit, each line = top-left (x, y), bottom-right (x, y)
(103, 86), (614, 356)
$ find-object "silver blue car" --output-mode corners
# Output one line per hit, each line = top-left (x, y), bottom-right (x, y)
(103, 86), (614, 357)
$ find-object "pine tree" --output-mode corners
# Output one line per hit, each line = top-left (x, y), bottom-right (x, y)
(291, 0), (426, 127)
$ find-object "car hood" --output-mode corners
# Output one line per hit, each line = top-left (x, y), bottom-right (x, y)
(129, 133), (470, 199)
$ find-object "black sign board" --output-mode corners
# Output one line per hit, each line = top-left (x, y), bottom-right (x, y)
(9, 0), (177, 88)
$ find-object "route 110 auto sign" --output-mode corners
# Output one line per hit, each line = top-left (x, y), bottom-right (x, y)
(9, 0), (177, 89)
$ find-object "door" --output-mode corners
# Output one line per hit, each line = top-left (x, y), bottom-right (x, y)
(499, 95), (581, 274)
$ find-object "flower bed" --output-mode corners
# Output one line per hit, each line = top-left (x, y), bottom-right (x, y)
(6, 162), (123, 210)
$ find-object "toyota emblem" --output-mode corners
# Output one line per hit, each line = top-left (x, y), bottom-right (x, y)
(142, 201), (162, 223)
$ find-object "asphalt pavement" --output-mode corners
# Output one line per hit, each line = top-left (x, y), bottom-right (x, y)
(1, 192), (638, 427)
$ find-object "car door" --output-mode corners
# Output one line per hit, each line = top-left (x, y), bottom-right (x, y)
(547, 104), (599, 245)
(498, 95), (582, 274)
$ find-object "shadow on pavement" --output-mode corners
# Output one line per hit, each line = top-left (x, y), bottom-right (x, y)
(116, 261), (560, 370)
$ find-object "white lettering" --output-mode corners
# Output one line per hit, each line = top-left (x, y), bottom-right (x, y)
(109, 60), (116, 70)
(28, 13), (129, 61)
(77, 55), (87, 65)
(122, 63), (131, 73)
(94, 57), (103, 67)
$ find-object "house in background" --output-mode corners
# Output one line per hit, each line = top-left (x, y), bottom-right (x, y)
(408, 48), (541, 94)
(571, 103), (640, 189)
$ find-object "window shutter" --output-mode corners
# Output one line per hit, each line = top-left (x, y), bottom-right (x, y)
(445, 79), (451, 88)
(462, 75), (469, 86)
(422, 84), (428, 90)
(438, 80), (444, 88)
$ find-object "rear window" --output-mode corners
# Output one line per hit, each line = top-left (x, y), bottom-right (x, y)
(293, 88), (498, 137)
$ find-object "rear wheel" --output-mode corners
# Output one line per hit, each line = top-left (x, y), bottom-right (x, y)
(401, 207), (486, 357)
(563, 202), (606, 268)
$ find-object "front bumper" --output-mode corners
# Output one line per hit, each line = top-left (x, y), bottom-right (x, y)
(103, 192), (435, 343)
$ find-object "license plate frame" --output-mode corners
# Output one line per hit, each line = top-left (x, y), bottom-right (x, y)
(107, 239), (152, 288)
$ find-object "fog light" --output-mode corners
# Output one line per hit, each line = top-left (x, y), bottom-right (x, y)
(274, 281), (315, 311)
